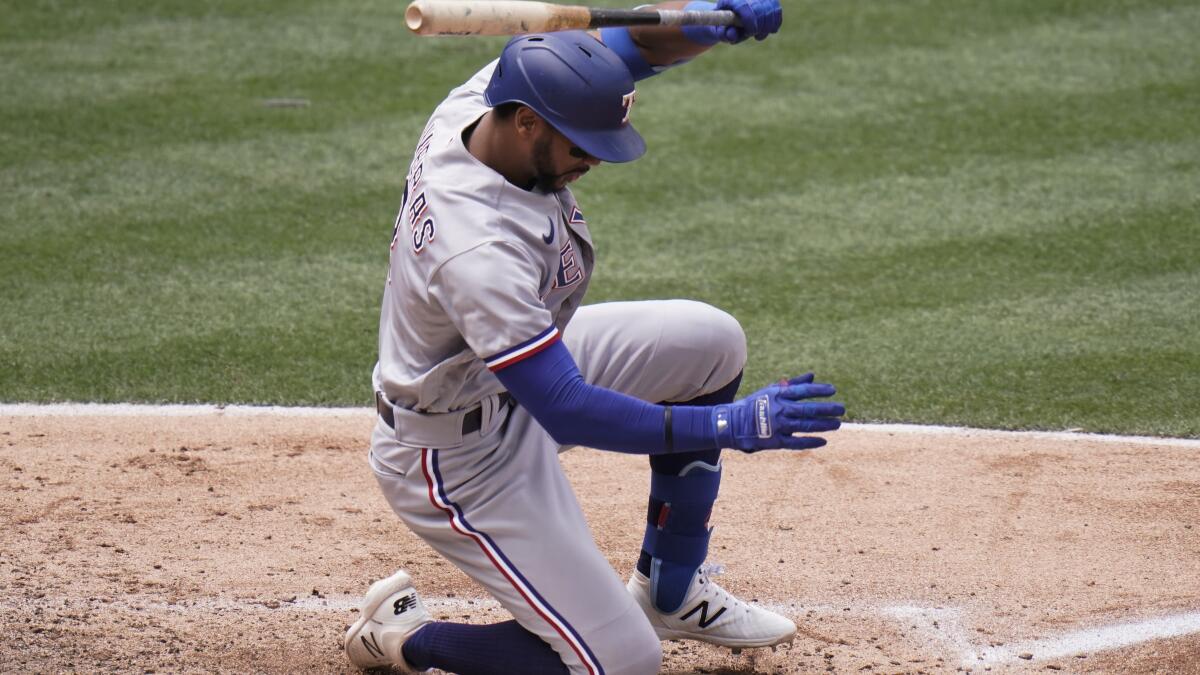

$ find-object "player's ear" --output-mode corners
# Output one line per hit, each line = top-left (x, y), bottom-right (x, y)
(513, 105), (540, 138)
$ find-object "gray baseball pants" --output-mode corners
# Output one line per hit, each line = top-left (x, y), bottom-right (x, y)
(369, 300), (746, 675)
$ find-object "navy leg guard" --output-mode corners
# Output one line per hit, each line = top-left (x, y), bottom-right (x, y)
(640, 462), (721, 612)
(638, 374), (742, 613)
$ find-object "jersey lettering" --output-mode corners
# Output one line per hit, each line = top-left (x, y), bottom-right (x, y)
(394, 188), (435, 255)
(554, 239), (582, 289)
(404, 123), (435, 209)
(409, 125), (435, 180)
(407, 191), (429, 227)
(412, 217), (435, 253)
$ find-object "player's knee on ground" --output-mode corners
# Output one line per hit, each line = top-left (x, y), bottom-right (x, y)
(661, 300), (747, 398)
(585, 620), (662, 675)
(562, 598), (662, 675)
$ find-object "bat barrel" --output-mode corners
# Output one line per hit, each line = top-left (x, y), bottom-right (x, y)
(406, 1), (740, 36)
(404, 3), (426, 33)
(400, 2), (424, 32)
(407, 1), (591, 36)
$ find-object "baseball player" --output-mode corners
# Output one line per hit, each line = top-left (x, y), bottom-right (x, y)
(345, 1), (845, 673)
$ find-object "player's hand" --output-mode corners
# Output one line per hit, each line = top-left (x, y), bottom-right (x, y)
(682, 0), (782, 45)
(712, 373), (844, 452)
(716, 0), (783, 44)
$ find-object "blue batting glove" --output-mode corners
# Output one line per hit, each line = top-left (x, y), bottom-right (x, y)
(712, 373), (845, 452)
(682, 0), (783, 46)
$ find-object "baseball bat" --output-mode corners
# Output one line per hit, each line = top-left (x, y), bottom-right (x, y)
(405, 0), (740, 36)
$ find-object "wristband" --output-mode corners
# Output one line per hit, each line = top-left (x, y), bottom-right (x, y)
(663, 405), (674, 451)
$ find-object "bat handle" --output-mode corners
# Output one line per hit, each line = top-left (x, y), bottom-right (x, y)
(655, 9), (742, 27)
(586, 8), (742, 28)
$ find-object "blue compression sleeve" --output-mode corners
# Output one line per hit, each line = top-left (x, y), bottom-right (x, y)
(491, 339), (716, 454)
(599, 27), (656, 81)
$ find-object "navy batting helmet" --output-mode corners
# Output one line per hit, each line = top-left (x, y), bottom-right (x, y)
(484, 31), (645, 164)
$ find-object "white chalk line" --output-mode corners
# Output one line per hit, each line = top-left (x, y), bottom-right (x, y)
(882, 604), (974, 656)
(963, 610), (1200, 665)
(3, 402), (1198, 448)
(842, 422), (1200, 449)
(6, 592), (1199, 665)
(0, 402), (369, 418)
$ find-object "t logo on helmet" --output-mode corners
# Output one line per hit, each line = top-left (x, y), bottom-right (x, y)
(621, 90), (637, 124)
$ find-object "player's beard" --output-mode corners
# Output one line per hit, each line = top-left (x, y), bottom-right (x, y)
(531, 134), (560, 192)
(531, 132), (586, 192)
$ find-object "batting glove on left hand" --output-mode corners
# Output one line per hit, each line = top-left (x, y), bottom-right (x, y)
(682, 0), (783, 45)
(712, 373), (845, 453)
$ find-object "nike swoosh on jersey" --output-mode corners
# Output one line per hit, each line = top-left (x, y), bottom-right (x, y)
(542, 217), (555, 245)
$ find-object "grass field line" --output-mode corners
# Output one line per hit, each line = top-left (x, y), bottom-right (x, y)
(3, 402), (1199, 448)
(8, 592), (1198, 665)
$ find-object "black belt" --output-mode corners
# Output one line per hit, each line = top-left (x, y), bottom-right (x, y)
(375, 392), (511, 435)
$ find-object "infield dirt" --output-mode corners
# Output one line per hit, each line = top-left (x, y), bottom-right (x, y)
(2, 412), (1198, 674)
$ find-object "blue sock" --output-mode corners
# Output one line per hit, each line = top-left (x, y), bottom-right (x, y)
(402, 620), (569, 675)
(638, 374), (742, 612)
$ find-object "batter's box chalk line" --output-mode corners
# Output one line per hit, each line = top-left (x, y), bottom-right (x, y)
(961, 609), (1200, 665)
(4, 402), (1199, 447)
(769, 602), (1200, 665)
(4, 403), (1195, 446)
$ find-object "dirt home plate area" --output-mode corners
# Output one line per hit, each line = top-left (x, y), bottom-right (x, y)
(2, 406), (1198, 674)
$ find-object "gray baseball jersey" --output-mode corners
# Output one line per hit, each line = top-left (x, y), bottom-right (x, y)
(372, 60), (594, 415)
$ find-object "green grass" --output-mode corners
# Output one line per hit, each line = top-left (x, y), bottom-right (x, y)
(2, 0), (1198, 436)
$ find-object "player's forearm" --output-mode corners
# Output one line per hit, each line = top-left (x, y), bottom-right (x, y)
(624, 1), (713, 67)
(600, 0), (780, 80)
(597, 2), (716, 81)
(492, 340), (717, 454)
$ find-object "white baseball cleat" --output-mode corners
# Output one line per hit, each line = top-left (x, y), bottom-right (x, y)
(344, 570), (432, 672)
(627, 569), (796, 651)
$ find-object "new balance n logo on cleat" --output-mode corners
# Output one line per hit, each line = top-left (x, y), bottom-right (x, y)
(628, 571), (796, 648)
(680, 600), (727, 628)
(360, 631), (385, 659)
(393, 594), (418, 615)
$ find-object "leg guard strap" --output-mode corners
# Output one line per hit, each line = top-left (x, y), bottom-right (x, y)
(648, 499), (711, 532)
(641, 524), (710, 568)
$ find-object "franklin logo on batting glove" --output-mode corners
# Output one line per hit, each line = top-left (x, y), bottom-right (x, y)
(754, 395), (771, 438)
